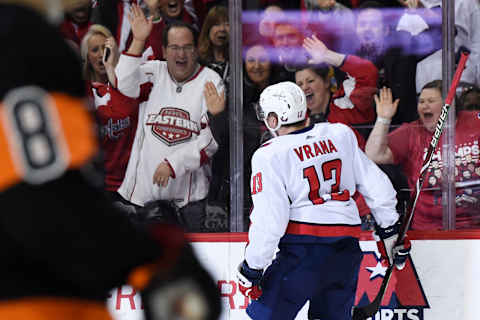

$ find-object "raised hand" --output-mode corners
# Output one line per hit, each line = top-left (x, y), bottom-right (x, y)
(374, 87), (400, 121)
(128, 3), (153, 42)
(303, 35), (328, 65)
(103, 37), (119, 69)
(204, 81), (226, 116)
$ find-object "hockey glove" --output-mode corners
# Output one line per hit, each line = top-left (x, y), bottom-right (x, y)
(373, 222), (411, 270)
(135, 224), (221, 320)
(236, 260), (263, 300)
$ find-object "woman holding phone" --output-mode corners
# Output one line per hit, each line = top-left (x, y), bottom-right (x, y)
(81, 24), (152, 208)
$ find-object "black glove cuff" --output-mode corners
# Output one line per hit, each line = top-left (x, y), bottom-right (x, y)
(375, 221), (400, 240)
(240, 261), (263, 283)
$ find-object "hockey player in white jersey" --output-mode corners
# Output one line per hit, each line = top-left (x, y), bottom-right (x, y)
(236, 82), (411, 320)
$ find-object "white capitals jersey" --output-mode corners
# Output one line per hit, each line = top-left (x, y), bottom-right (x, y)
(245, 122), (399, 269)
(115, 54), (221, 207)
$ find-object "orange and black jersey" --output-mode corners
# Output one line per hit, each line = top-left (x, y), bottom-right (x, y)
(0, 89), (161, 302)
(0, 3), (164, 308)
(0, 90), (98, 192)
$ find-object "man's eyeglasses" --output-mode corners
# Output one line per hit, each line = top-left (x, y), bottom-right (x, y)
(167, 45), (195, 54)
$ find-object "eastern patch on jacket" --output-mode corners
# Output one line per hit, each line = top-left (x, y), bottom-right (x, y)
(146, 107), (200, 146)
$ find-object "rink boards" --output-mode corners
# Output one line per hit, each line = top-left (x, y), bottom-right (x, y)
(107, 231), (480, 320)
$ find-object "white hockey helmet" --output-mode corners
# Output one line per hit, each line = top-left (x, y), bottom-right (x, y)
(257, 81), (307, 132)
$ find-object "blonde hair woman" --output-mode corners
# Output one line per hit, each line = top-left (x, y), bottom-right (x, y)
(81, 24), (152, 196)
(80, 24), (118, 85)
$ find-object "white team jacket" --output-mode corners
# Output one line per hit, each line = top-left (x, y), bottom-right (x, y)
(115, 54), (220, 207)
(245, 123), (399, 269)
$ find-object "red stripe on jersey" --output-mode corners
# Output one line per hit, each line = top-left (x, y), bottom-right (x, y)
(286, 221), (361, 238)
(200, 149), (208, 166)
(186, 66), (205, 84)
(199, 138), (215, 166)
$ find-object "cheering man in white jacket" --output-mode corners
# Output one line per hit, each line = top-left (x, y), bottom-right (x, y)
(115, 4), (223, 231)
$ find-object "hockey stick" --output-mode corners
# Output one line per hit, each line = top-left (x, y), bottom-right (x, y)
(352, 51), (470, 320)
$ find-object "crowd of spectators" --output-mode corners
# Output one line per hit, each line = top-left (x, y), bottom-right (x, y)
(58, 0), (480, 232)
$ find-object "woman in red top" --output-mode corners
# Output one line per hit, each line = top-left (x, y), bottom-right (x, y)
(300, 35), (378, 137)
(80, 24), (151, 194)
(366, 80), (480, 230)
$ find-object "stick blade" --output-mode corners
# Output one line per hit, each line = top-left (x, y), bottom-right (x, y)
(352, 301), (380, 320)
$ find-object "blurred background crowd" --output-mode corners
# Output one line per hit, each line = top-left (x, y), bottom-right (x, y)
(62, 0), (480, 232)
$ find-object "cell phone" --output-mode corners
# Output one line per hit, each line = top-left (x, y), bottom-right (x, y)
(103, 47), (111, 63)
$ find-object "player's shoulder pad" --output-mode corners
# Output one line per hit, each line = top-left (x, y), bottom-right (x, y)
(328, 122), (354, 135)
(328, 121), (350, 130)
(259, 140), (273, 148)
(328, 122), (358, 142)
(251, 139), (277, 164)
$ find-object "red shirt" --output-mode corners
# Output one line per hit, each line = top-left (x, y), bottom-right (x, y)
(327, 55), (378, 126)
(88, 82), (152, 191)
(389, 111), (480, 230)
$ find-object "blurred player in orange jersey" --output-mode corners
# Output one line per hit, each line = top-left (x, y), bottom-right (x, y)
(0, 1), (220, 319)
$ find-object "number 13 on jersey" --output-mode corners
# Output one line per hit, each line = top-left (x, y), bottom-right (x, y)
(251, 172), (262, 195)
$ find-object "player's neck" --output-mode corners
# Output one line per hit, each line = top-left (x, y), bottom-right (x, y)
(277, 118), (310, 136)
